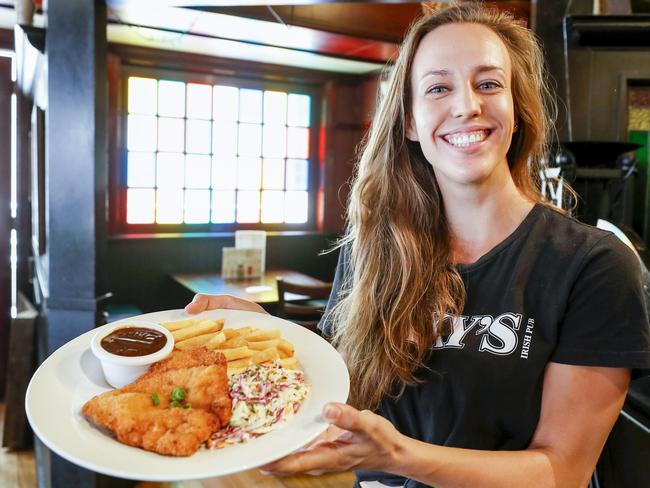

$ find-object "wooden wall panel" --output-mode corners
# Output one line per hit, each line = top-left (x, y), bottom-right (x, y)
(0, 56), (12, 399)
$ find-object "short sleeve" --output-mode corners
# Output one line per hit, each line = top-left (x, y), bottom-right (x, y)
(551, 233), (650, 377)
(317, 244), (350, 338)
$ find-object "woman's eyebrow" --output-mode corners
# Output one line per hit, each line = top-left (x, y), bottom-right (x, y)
(419, 69), (450, 80)
(419, 65), (505, 81)
(475, 65), (506, 75)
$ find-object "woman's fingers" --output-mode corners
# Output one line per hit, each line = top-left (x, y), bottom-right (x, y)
(184, 294), (210, 314)
(261, 441), (355, 474)
(323, 403), (377, 434)
(184, 293), (269, 314)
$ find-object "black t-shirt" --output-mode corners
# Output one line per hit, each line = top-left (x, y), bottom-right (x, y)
(319, 204), (650, 488)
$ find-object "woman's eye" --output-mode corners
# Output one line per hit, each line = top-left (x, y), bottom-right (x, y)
(426, 85), (448, 95)
(478, 81), (501, 90)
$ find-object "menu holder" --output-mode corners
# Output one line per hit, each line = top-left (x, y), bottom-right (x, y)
(221, 247), (263, 279)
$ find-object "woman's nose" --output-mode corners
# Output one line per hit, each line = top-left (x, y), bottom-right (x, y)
(452, 86), (481, 119)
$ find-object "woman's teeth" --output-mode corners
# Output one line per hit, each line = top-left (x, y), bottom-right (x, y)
(445, 130), (488, 147)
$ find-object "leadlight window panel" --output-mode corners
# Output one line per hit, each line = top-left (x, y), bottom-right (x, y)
(123, 75), (315, 229)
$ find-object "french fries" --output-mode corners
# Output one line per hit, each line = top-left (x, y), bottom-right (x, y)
(175, 331), (218, 351)
(162, 318), (301, 375)
(170, 318), (224, 342)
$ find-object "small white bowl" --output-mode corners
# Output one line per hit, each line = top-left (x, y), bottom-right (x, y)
(90, 320), (174, 388)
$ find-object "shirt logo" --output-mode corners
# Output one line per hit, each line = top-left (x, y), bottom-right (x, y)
(434, 313), (524, 356)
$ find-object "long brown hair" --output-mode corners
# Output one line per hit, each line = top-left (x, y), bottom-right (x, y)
(329, 3), (557, 410)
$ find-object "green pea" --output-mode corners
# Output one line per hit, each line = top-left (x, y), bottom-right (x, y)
(171, 387), (186, 402)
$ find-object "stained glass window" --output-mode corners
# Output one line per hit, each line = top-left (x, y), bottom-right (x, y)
(124, 76), (312, 227)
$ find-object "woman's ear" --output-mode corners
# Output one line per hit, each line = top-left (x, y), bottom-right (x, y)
(406, 117), (419, 141)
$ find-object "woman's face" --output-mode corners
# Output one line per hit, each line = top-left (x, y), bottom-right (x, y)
(407, 22), (516, 192)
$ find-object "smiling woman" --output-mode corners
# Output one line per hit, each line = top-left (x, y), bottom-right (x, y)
(184, 3), (650, 488)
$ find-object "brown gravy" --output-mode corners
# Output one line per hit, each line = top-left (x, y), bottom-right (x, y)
(100, 327), (167, 357)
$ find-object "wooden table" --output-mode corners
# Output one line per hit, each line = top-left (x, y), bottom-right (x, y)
(136, 469), (356, 488)
(171, 269), (328, 305)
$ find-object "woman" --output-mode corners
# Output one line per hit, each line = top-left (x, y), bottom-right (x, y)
(186, 4), (650, 487)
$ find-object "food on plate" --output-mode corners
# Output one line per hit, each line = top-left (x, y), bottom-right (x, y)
(90, 321), (175, 388)
(84, 316), (310, 457)
(207, 361), (309, 448)
(82, 348), (231, 456)
(171, 318), (224, 342)
(100, 326), (168, 357)
(162, 318), (301, 376)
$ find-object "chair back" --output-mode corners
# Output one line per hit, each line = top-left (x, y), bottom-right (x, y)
(276, 278), (333, 333)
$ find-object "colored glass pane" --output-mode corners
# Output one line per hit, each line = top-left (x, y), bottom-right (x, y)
(127, 152), (156, 188)
(128, 77), (157, 115)
(158, 80), (185, 117)
(185, 154), (211, 189)
(186, 83), (212, 119)
(186, 119), (211, 154)
(236, 190), (260, 223)
(126, 188), (155, 224)
(158, 117), (185, 152)
(127, 115), (157, 152)
(212, 190), (236, 223)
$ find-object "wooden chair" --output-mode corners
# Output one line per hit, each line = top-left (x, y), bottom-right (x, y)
(276, 278), (333, 334)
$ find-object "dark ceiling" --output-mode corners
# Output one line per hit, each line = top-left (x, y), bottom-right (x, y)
(192, 1), (531, 43)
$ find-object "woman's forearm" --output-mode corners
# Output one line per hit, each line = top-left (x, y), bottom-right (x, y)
(393, 437), (578, 488)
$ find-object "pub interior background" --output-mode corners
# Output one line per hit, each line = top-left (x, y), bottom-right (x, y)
(1, 0), (650, 487)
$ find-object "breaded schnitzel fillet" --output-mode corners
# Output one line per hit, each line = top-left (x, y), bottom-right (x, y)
(82, 348), (231, 456)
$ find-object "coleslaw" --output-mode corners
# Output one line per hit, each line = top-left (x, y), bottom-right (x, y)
(207, 361), (309, 448)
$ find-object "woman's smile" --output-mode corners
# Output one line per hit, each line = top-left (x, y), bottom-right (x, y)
(440, 127), (492, 152)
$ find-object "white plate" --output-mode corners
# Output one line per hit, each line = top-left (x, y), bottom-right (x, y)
(25, 309), (349, 481)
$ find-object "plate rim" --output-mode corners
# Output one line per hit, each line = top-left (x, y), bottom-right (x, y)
(25, 308), (349, 481)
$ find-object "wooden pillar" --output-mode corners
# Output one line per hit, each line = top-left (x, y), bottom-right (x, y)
(0, 55), (12, 399)
(39, 1), (109, 487)
(45, 0), (107, 349)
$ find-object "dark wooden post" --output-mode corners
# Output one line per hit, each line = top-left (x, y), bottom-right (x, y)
(39, 1), (109, 487)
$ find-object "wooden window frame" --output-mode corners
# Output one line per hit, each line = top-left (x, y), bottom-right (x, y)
(109, 52), (324, 236)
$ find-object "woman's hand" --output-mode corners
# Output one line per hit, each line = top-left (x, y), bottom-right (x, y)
(184, 294), (268, 315)
(261, 403), (407, 476)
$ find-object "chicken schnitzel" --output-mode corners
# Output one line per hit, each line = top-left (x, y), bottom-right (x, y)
(82, 348), (231, 456)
